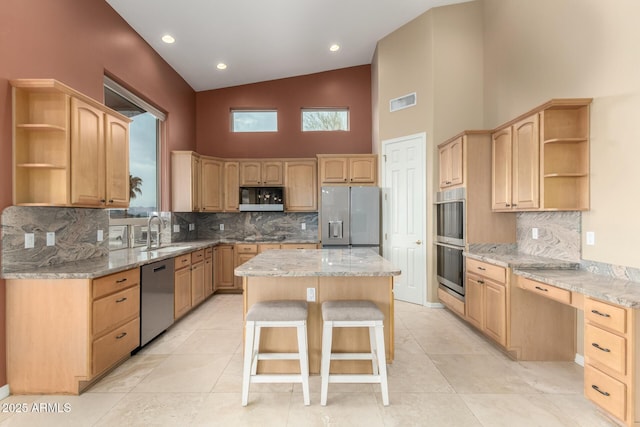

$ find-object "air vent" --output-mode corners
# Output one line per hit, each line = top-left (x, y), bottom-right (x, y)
(389, 92), (417, 112)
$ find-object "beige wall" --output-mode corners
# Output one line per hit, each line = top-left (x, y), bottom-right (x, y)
(483, 0), (640, 268)
(373, 1), (484, 302)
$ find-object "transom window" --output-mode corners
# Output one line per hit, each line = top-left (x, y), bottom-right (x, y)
(231, 110), (278, 132)
(302, 108), (349, 132)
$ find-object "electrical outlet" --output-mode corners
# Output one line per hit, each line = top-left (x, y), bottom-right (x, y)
(532, 228), (539, 239)
(97, 229), (104, 242)
(24, 233), (34, 249)
(301, 223), (306, 230)
(46, 232), (55, 246)
(173, 224), (180, 233)
(189, 223), (195, 231)
(306, 287), (316, 302)
(586, 231), (595, 246)
(219, 224), (225, 231)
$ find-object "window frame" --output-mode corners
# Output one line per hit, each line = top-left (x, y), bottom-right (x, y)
(301, 108), (350, 132)
(230, 109), (278, 133)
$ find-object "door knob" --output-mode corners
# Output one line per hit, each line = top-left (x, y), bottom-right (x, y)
(416, 240), (422, 245)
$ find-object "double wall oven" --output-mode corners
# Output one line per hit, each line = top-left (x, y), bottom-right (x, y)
(435, 188), (465, 300)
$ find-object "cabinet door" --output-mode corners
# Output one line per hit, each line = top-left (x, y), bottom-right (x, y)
(234, 253), (256, 288)
(192, 155), (201, 211)
(465, 274), (484, 330)
(262, 161), (284, 185)
(214, 245), (235, 290)
(204, 256), (213, 297)
(104, 114), (130, 208)
(449, 138), (463, 186)
(239, 161), (262, 186)
(512, 114), (540, 209)
(191, 261), (205, 306)
(483, 280), (506, 346)
(491, 128), (512, 210)
(71, 98), (105, 206)
(319, 157), (348, 183)
(438, 144), (452, 188)
(174, 266), (191, 319)
(224, 162), (239, 211)
(285, 160), (317, 211)
(201, 157), (223, 211)
(349, 157), (376, 183)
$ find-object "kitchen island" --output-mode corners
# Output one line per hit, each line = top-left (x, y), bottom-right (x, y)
(235, 248), (401, 374)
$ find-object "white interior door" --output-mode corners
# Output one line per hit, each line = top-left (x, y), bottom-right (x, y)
(382, 133), (426, 305)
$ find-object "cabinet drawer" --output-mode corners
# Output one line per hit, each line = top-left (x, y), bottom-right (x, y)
(258, 244), (281, 252)
(281, 243), (318, 249)
(93, 268), (139, 299)
(584, 365), (626, 421)
(466, 258), (505, 283)
(585, 324), (626, 376)
(518, 276), (571, 305)
(92, 285), (140, 337)
(175, 254), (191, 270)
(585, 298), (626, 334)
(92, 317), (139, 376)
(191, 249), (205, 263)
(205, 247), (213, 258)
(236, 244), (258, 253)
(438, 287), (465, 317)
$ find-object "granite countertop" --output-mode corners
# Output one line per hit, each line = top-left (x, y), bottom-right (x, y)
(465, 250), (640, 308)
(1, 239), (319, 280)
(234, 248), (401, 277)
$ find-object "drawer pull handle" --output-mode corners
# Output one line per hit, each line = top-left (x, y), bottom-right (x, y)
(115, 297), (127, 303)
(477, 279), (485, 284)
(477, 267), (486, 271)
(535, 286), (548, 292)
(182, 259), (188, 263)
(116, 278), (127, 284)
(591, 309), (611, 318)
(115, 332), (127, 340)
(591, 342), (611, 353)
(591, 384), (610, 397)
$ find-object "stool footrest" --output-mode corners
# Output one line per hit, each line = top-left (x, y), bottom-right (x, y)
(250, 374), (305, 384)
(330, 353), (375, 361)
(257, 353), (302, 361)
(327, 374), (382, 384)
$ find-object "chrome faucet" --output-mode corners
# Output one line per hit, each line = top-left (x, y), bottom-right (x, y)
(146, 213), (164, 250)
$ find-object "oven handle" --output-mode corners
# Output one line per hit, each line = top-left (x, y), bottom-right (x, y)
(433, 199), (465, 205)
(434, 242), (465, 250)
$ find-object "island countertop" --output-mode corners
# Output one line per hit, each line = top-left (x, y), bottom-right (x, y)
(235, 248), (401, 277)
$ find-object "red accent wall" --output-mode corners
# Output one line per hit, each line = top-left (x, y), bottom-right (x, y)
(196, 65), (372, 158)
(0, 0), (196, 387)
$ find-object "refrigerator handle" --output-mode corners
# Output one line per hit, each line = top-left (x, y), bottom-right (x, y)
(328, 221), (343, 239)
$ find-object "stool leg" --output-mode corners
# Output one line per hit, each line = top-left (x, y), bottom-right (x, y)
(320, 321), (333, 406)
(251, 325), (262, 375)
(374, 322), (389, 406)
(296, 322), (310, 405)
(242, 321), (256, 406)
(368, 326), (379, 375)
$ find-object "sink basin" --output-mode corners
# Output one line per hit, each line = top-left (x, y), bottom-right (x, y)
(143, 245), (193, 254)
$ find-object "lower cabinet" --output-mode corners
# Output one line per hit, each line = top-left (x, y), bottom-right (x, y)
(6, 267), (141, 394)
(214, 244), (235, 291)
(174, 253), (192, 319)
(234, 244), (258, 289)
(204, 247), (214, 297)
(464, 260), (507, 347)
(191, 249), (205, 306)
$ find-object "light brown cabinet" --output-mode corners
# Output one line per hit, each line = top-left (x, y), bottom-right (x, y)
(491, 99), (591, 211)
(234, 244), (258, 289)
(214, 244), (236, 291)
(6, 267), (140, 394)
(174, 253), (192, 319)
(190, 249), (205, 307)
(11, 79), (131, 207)
(171, 151), (201, 212)
(240, 160), (283, 186)
(317, 154), (377, 185)
(204, 247), (214, 298)
(284, 159), (317, 211)
(465, 259), (507, 346)
(438, 136), (463, 189)
(201, 157), (223, 211)
(224, 161), (240, 212)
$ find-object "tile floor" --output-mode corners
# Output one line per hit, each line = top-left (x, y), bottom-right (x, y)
(0, 294), (618, 426)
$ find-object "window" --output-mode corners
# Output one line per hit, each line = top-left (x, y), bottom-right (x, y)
(231, 110), (278, 132)
(302, 108), (349, 132)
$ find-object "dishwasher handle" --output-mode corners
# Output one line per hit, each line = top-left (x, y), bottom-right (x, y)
(153, 265), (167, 273)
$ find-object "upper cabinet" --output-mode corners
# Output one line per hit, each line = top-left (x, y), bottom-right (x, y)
(438, 136), (464, 189)
(284, 159), (317, 212)
(11, 79), (131, 207)
(317, 154), (377, 185)
(171, 151), (201, 212)
(223, 161), (240, 212)
(491, 99), (591, 212)
(201, 157), (223, 212)
(239, 160), (283, 186)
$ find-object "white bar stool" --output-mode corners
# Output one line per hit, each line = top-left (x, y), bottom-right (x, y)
(320, 300), (389, 406)
(242, 300), (310, 406)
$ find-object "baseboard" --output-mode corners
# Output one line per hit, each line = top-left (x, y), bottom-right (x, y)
(575, 353), (585, 367)
(0, 384), (10, 400)
(426, 302), (444, 309)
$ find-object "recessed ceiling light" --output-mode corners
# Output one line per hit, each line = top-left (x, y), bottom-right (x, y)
(217, 63), (227, 70)
(329, 44), (340, 52)
(161, 35), (175, 44)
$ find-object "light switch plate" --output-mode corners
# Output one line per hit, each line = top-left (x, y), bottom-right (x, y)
(301, 223), (306, 230)
(24, 233), (34, 249)
(46, 232), (55, 246)
(532, 228), (539, 239)
(97, 229), (104, 242)
(586, 231), (595, 245)
(219, 224), (224, 231)
(306, 288), (316, 302)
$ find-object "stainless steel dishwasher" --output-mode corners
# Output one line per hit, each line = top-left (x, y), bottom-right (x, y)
(140, 258), (175, 347)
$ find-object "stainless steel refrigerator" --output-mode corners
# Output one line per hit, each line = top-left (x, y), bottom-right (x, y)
(320, 186), (380, 252)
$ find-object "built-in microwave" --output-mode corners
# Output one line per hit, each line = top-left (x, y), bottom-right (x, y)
(239, 187), (284, 211)
(435, 188), (465, 247)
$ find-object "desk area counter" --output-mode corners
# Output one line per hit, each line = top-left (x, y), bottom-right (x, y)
(235, 248), (401, 278)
